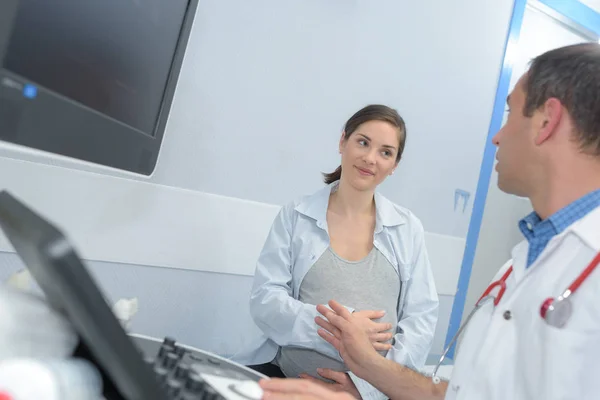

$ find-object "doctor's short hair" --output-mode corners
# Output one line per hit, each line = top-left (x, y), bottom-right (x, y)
(323, 104), (407, 184)
(523, 42), (600, 156)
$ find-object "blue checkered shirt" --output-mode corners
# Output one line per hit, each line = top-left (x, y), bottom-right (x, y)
(519, 189), (600, 268)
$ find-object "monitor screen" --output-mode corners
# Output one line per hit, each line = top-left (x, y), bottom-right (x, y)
(0, 0), (197, 175)
(4, 0), (188, 136)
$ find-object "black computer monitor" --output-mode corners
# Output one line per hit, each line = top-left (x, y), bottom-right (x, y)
(0, 190), (166, 400)
(0, 0), (198, 175)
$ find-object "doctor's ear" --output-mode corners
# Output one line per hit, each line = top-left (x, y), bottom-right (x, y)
(535, 98), (562, 145)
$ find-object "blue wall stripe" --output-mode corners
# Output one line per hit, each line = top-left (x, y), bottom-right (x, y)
(443, 0), (528, 360)
(540, 0), (600, 36)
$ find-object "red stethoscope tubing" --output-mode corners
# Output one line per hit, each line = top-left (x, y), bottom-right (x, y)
(567, 251), (600, 293)
(477, 266), (513, 306)
(477, 251), (600, 315)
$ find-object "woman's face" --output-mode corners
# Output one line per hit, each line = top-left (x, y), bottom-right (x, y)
(339, 120), (400, 192)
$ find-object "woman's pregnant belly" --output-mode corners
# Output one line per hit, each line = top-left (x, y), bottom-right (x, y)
(276, 248), (400, 380)
(276, 346), (347, 379)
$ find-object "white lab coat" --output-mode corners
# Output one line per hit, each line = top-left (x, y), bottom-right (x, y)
(236, 182), (439, 400)
(447, 205), (600, 400)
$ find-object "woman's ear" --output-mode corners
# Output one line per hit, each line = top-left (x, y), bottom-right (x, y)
(339, 132), (346, 154)
(390, 162), (399, 176)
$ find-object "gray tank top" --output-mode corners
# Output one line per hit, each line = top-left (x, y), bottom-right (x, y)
(276, 247), (400, 379)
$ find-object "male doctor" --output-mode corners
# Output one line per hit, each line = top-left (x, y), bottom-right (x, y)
(259, 42), (600, 400)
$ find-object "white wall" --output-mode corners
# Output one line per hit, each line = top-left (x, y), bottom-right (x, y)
(579, 0), (600, 13)
(462, 1), (596, 326)
(0, 0), (517, 360)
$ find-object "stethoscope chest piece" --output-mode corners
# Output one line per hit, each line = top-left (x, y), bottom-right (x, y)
(540, 297), (572, 328)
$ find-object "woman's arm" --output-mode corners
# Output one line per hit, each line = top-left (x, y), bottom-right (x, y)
(387, 222), (439, 369)
(249, 203), (347, 360)
(348, 222), (439, 399)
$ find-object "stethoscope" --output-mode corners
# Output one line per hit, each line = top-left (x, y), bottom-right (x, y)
(431, 251), (600, 385)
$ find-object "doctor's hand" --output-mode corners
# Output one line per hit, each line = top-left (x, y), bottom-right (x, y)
(315, 300), (383, 379)
(260, 378), (357, 400)
(318, 305), (392, 351)
(298, 370), (361, 399)
(316, 303), (393, 352)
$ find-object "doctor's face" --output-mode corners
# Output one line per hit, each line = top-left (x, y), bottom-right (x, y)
(339, 120), (400, 192)
(492, 75), (537, 197)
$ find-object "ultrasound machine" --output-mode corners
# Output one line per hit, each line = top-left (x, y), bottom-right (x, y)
(0, 0), (268, 397)
(0, 190), (265, 400)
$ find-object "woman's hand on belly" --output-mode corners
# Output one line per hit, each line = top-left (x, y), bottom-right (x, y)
(299, 370), (361, 399)
(321, 308), (393, 351)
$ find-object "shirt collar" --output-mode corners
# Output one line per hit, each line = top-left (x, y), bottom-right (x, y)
(294, 182), (406, 230)
(519, 189), (600, 241)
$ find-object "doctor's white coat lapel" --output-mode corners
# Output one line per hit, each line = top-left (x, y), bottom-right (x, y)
(445, 206), (600, 400)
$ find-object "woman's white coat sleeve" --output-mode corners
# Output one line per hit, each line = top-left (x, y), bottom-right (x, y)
(387, 221), (439, 369)
(249, 204), (344, 361)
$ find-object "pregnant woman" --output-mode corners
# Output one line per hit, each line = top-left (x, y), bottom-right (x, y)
(246, 105), (439, 399)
